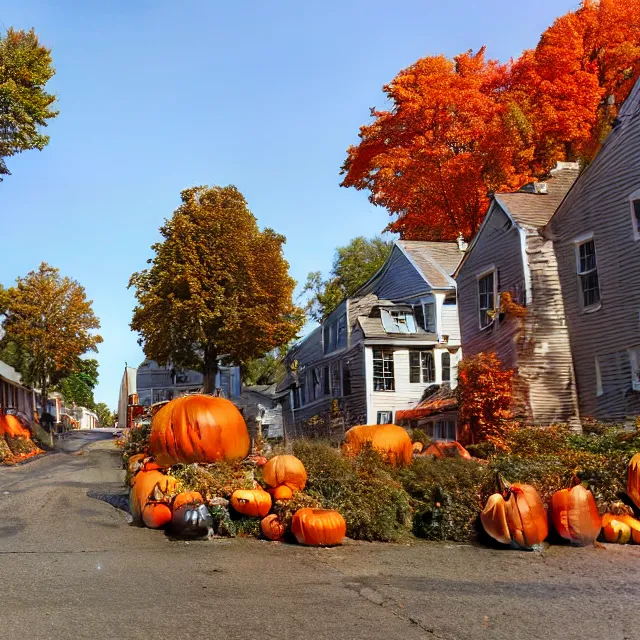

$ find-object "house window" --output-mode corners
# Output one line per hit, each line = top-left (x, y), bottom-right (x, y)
(478, 271), (495, 329)
(629, 346), (640, 391)
(576, 237), (600, 309)
(381, 309), (417, 334)
(424, 303), (436, 333)
(330, 362), (341, 398)
(377, 411), (392, 424)
(442, 352), (451, 384)
(413, 304), (425, 331)
(312, 368), (322, 400)
(630, 190), (640, 240)
(337, 315), (347, 349)
(373, 350), (395, 391)
(323, 366), (330, 395)
(323, 314), (347, 354)
(595, 356), (603, 397)
(342, 361), (352, 396)
(298, 378), (306, 406)
(409, 350), (435, 384)
(425, 419), (456, 441)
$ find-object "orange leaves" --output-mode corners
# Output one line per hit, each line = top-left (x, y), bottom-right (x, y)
(456, 353), (515, 448)
(342, 0), (640, 241)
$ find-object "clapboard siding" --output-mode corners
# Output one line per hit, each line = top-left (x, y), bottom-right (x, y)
(367, 346), (461, 423)
(545, 86), (640, 421)
(457, 204), (526, 370)
(371, 246), (431, 300)
(441, 302), (461, 343)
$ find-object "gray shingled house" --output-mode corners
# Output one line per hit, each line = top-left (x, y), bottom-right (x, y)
(543, 77), (640, 422)
(455, 163), (582, 426)
(277, 241), (464, 439)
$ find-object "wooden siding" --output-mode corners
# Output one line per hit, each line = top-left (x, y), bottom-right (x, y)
(457, 204), (526, 370)
(370, 246), (432, 300)
(545, 101), (640, 421)
(367, 346), (461, 424)
(441, 301), (461, 343)
(518, 231), (580, 425)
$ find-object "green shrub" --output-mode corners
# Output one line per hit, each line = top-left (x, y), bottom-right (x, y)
(170, 461), (255, 499)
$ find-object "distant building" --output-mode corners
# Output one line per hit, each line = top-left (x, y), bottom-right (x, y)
(136, 360), (241, 406)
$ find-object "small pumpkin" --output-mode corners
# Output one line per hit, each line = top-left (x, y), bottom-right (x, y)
(602, 513), (640, 543)
(262, 455), (307, 491)
(173, 491), (204, 511)
(230, 488), (272, 517)
(550, 484), (601, 546)
(127, 453), (147, 475)
(421, 441), (471, 460)
(171, 502), (213, 538)
(261, 514), (286, 541)
(343, 424), (413, 466)
(291, 508), (346, 546)
(268, 485), (294, 501)
(150, 394), (250, 467)
(129, 469), (177, 528)
(481, 482), (548, 549)
(603, 518), (631, 544)
(412, 442), (424, 454)
(627, 453), (640, 509)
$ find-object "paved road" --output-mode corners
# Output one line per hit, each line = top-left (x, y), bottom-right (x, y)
(1, 432), (640, 640)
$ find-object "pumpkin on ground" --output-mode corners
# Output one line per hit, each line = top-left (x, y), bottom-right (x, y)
(421, 441), (471, 461)
(261, 514), (286, 541)
(412, 442), (424, 454)
(230, 488), (272, 517)
(481, 483), (548, 549)
(550, 484), (601, 546)
(603, 518), (631, 544)
(129, 469), (178, 529)
(262, 455), (307, 491)
(149, 394), (250, 467)
(343, 424), (413, 466)
(268, 485), (294, 501)
(0, 414), (32, 439)
(173, 491), (204, 511)
(127, 453), (146, 475)
(627, 453), (640, 510)
(171, 502), (213, 538)
(291, 508), (347, 546)
(602, 513), (640, 543)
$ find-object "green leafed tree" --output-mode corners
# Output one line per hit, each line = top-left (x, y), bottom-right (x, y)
(56, 358), (99, 408)
(0, 263), (103, 412)
(129, 185), (305, 393)
(302, 236), (393, 322)
(242, 346), (288, 386)
(0, 27), (58, 179)
(94, 402), (114, 427)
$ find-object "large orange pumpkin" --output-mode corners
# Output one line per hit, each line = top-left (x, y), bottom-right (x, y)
(129, 469), (177, 529)
(481, 483), (548, 548)
(550, 484), (601, 546)
(291, 508), (346, 546)
(262, 455), (307, 491)
(149, 395), (250, 467)
(261, 514), (286, 541)
(230, 488), (272, 517)
(627, 453), (640, 509)
(343, 424), (413, 466)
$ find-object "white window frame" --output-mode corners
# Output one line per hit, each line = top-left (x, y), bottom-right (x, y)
(409, 350), (436, 384)
(377, 411), (393, 425)
(629, 346), (640, 392)
(476, 267), (497, 330)
(630, 188), (640, 241)
(381, 309), (417, 334)
(373, 349), (395, 392)
(574, 233), (601, 312)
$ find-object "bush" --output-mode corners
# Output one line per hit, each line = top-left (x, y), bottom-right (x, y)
(170, 461), (255, 500)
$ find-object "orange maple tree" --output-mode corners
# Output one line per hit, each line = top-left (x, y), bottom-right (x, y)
(341, 0), (640, 241)
(456, 352), (515, 449)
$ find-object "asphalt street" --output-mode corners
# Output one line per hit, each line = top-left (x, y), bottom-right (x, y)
(1, 431), (640, 640)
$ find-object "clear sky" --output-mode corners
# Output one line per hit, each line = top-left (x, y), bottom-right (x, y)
(1, 0), (579, 408)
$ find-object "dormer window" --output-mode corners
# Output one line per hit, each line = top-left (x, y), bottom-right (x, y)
(323, 314), (347, 354)
(381, 309), (417, 334)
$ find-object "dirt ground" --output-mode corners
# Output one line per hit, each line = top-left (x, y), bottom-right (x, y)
(1, 432), (639, 640)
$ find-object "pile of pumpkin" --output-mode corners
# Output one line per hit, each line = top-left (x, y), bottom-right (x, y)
(126, 394), (347, 546)
(480, 453), (640, 548)
(0, 412), (43, 465)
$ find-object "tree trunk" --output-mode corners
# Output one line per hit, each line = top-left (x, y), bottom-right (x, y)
(203, 346), (218, 395)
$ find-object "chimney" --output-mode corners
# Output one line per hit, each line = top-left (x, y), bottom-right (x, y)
(457, 234), (468, 252)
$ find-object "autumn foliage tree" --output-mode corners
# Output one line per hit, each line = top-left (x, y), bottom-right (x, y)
(456, 352), (515, 449)
(0, 263), (102, 412)
(0, 28), (58, 179)
(129, 185), (304, 394)
(342, 0), (640, 241)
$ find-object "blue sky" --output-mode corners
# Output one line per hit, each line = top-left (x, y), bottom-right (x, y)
(1, 1), (578, 408)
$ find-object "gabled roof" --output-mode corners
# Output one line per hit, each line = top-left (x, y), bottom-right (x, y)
(395, 384), (457, 421)
(396, 241), (462, 289)
(495, 163), (580, 228)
